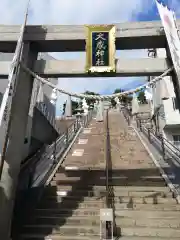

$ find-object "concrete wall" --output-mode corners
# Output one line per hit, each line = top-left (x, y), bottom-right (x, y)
(150, 48), (180, 141)
(31, 108), (58, 145)
(0, 52), (58, 160)
(24, 53), (58, 159)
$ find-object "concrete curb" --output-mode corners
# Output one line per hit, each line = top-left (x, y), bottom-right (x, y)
(132, 124), (180, 204)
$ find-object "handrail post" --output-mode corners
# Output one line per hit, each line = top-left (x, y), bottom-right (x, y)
(53, 138), (57, 164)
(160, 134), (165, 159)
(148, 128), (151, 143)
(136, 118), (139, 128)
(66, 127), (69, 146)
(127, 114), (130, 125)
(105, 109), (109, 207)
(74, 121), (76, 133)
(139, 119), (142, 132)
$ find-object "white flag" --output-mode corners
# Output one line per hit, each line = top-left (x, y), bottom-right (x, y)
(156, 0), (180, 87)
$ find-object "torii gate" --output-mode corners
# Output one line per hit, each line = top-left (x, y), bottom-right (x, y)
(0, 16), (179, 240)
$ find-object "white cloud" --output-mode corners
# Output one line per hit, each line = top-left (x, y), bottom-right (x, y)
(0, 0), (145, 25)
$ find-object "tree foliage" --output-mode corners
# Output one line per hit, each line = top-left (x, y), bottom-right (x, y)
(72, 100), (79, 115)
(111, 88), (132, 107)
(62, 91), (99, 116)
(137, 90), (147, 104)
(83, 91), (100, 106)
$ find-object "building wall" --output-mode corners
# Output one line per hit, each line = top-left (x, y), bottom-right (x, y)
(0, 52), (58, 159)
(150, 48), (180, 143)
(156, 49), (180, 125)
(24, 52), (58, 158)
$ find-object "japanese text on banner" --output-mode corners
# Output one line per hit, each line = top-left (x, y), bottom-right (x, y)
(92, 32), (109, 67)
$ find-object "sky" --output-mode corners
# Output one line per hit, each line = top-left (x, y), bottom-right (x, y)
(0, 0), (180, 115)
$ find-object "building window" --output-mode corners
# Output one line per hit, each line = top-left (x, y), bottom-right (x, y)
(172, 97), (179, 110)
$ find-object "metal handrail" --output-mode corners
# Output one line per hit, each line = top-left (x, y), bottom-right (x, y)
(121, 106), (180, 163)
(105, 109), (109, 207)
(137, 118), (180, 156)
(18, 110), (93, 190)
(141, 125), (180, 163)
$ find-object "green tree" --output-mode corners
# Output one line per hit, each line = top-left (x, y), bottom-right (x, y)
(72, 100), (79, 115)
(111, 88), (132, 106)
(83, 91), (100, 107)
(137, 90), (147, 104)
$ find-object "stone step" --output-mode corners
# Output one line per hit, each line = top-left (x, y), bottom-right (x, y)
(27, 216), (180, 228)
(22, 225), (99, 235)
(121, 227), (180, 238)
(45, 185), (170, 191)
(55, 169), (163, 178)
(19, 234), (100, 240)
(35, 208), (100, 217)
(116, 209), (180, 218)
(19, 234), (179, 239)
(43, 188), (172, 198)
(38, 201), (105, 209)
(116, 217), (180, 228)
(22, 224), (180, 238)
(36, 202), (180, 211)
(53, 175), (81, 181)
(51, 179), (166, 187)
(34, 208), (180, 217)
(38, 200), (179, 210)
(42, 195), (176, 204)
(26, 216), (100, 226)
(50, 180), (167, 189)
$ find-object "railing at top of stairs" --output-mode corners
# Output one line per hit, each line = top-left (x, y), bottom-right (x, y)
(121, 106), (180, 166)
(19, 110), (94, 189)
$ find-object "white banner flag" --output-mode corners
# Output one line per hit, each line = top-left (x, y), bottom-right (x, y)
(0, 1), (30, 163)
(156, 0), (180, 84)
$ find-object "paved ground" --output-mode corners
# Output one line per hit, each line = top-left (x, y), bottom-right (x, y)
(62, 117), (106, 170)
(63, 109), (161, 175)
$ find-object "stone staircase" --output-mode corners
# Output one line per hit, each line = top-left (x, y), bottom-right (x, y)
(17, 110), (180, 239)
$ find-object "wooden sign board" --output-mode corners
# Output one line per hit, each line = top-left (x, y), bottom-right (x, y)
(85, 25), (116, 73)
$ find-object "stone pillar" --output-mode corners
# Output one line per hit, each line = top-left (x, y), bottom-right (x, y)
(23, 79), (39, 159)
(82, 98), (89, 115)
(65, 95), (72, 117)
(0, 42), (37, 240)
(96, 100), (104, 122)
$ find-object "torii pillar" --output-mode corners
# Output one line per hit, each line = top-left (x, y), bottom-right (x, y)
(0, 43), (38, 240)
(65, 95), (72, 117)
(96, 100), (104, 122)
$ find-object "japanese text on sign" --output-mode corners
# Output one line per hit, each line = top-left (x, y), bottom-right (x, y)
(92, 32), (109, 67)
